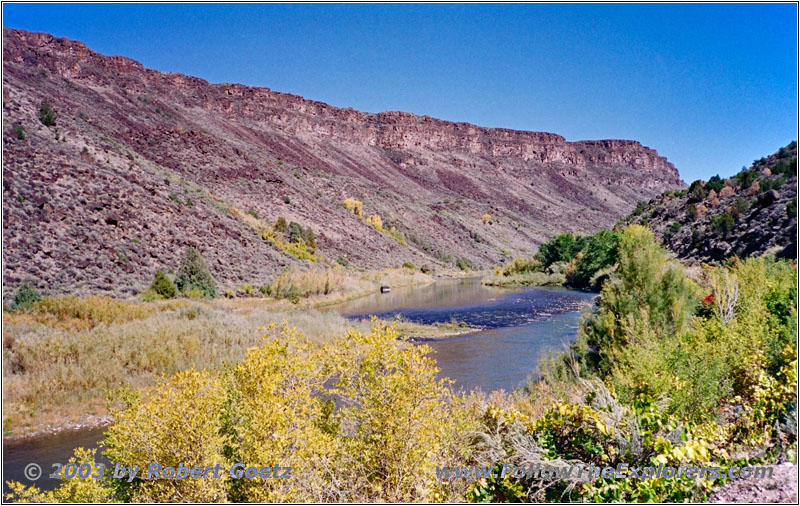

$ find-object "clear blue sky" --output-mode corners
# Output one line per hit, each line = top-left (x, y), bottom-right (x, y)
(3, 3), (797, 182)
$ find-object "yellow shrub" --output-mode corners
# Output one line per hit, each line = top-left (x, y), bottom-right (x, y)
(13, 323), (477, 502)
(104, 371), (229, 502)
(366, 214), (383, 231)
(482, 213), (491, 224)
(343, 198), (363, 218)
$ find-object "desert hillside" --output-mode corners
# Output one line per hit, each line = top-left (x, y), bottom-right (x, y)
(2, 28), (683, 297)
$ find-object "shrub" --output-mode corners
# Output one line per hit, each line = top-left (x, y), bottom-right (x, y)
(284, 196), (291, 204)
(419, 264), (432, 274)
(455, 257), (473, 271)
(706, 174), (724, 193)
(402, 261), (416, 270)
(274, 217), (288, 234)
(10, 283), (41, 312)
(168, 192), (180, 204)
(577, 225), (699, 378)
(343, 198), (363, 217)
(149, 270), (177, 299)
(729, 197), (750, 218)
(631, 200), (649, 216)
(259, 284), (271, 296)
(663, 221), (682, 243)
(246, 209), (258, 219)
(38, 102), (57, 126)
(787, 198), (797, 219)
(288, 221), (305, 244)
(366, 214), (383, 231)
(174, 248), (217, 298)
(735, 168), (757, 189)
(336, 255), (349, 267)
(482, 213), (491, 224)
(687, 180), (707, 202)
(760, 175), (786, 192)
(711, 212), (735, 233)
(13, 125), (25, 140)
(303, 226), (316, 252)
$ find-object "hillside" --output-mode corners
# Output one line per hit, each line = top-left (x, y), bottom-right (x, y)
(622, 142), (797, 262)
(2, 28), (682, 298)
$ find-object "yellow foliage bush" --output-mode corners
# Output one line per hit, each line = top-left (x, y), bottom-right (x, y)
(9, 324), (477, 502)
(366, 214), (383, 231)
(343, 197), (363, 218)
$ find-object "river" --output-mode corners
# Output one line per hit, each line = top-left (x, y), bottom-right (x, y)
(3, 278), (596, 494)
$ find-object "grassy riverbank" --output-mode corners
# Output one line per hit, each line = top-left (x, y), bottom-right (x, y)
(2, 267), (477, 439)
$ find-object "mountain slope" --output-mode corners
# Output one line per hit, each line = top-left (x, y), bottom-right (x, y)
(2, 28), (682, 297)
(623, 142), (797, 262)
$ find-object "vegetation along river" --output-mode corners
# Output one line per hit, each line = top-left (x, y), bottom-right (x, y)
(3, 278), (596, 494)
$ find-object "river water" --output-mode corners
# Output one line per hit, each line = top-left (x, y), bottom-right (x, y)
(329, 277), (596, 393)
(3, 278), (596, 494)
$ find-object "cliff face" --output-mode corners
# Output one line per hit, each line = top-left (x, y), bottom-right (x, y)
(2, 28), (683, 297)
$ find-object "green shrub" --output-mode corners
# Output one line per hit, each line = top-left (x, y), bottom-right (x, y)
(687, 180), (707, 202)
(336, 255), (349, 267)
(10, 283), (41, 312)
(711, 212), (735, 233)
(174, 248), (217, 298)
(168, 193), (180, 204)
(247, 209), (258, 219)
(735, 168), (757, 189)
(455, 257), (473, 271)
(288, 222), (304, 244)
(663, 221), (682, 243)
(13, 125), (25, 140)
(284, 196), (291, 204)
(730, 197), (750, 218)
(706, 174), (724, 193)
(760, 175), (786, 192)
(402, 261), (416, 270)
(149, 270), (177, 299)
(577, 225), (699, 379)
(787, 198), (797, 219)
(631, 200), (649, 217)
(38, 102), (57, 126)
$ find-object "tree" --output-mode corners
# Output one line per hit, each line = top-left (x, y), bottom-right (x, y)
(174, 248), (217, 298)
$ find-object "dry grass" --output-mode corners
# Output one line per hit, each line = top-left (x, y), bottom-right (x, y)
(2, 298), (375, 436)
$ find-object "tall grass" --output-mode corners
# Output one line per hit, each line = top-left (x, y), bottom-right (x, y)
(2, 299), (371, 435)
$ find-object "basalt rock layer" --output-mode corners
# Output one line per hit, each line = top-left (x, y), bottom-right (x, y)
(2, 28), (683, 297)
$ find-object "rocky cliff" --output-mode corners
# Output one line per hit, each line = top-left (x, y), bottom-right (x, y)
(2, 28), (683, 297)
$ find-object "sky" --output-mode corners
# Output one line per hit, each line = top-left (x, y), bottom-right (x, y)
(3, 3), (797, 182)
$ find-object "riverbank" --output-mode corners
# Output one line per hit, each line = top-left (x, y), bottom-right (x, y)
(2, 270), (479, 439)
